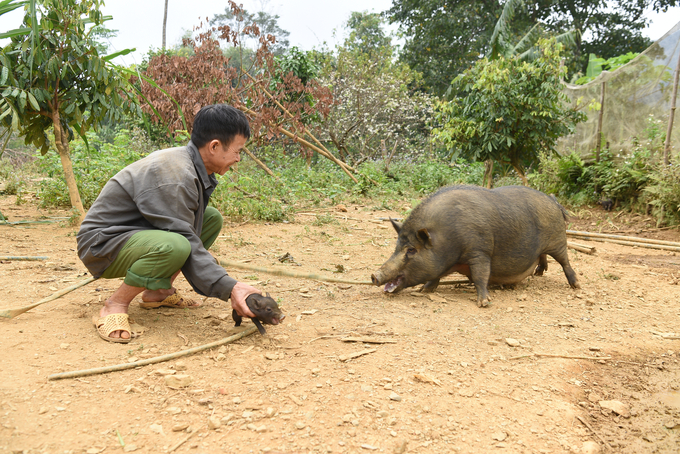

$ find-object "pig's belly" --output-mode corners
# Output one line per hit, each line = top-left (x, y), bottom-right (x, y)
(489, 259), (539, 285)
(443, 260), (539, 285)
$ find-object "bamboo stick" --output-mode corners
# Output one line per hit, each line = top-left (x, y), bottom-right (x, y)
(0, 256), (48, 261)
(596, 81), (605, 162)
(568, 236), (680, 252)
(0, 276), (97, 319)
(566, 241), (595, 254)
(275, 126), (359, 183)
(48, 326), (259, 380)
(566, 230), (680, 247)
(218, 258), (469, 286)
(242, 146), (276, 177)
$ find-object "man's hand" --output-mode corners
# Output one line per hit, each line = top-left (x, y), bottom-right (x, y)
(230, 281), (260, 318)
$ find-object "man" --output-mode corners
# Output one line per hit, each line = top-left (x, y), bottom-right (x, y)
(77, 104), (260, 343)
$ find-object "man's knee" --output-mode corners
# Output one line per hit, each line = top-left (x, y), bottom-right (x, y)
(204, 206), (223, 230)
(161, 234), (191, 263)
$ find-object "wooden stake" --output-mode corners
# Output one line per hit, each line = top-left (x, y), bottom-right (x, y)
(664, 45), (680, 166)
(566, 241), (596, 254)
(596, 81), (606, 162)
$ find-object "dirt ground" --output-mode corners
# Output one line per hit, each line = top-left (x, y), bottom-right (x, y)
(1, 192), (680, 454)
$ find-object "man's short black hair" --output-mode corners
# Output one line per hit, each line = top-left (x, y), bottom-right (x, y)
(191, 104), (251, 148)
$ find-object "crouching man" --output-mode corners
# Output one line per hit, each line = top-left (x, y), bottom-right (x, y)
(77, 104), (260, 343)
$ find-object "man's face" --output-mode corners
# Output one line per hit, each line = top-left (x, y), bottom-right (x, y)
(207, 135), (247, 175)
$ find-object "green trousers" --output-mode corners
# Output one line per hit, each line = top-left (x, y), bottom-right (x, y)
(101, 207), (223, 290)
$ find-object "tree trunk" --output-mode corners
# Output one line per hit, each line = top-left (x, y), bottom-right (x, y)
(483, 159), (494, 189)
(511, 160), (528, 186)
(52, 110), (85, 222)
(162, 0), (169, 50)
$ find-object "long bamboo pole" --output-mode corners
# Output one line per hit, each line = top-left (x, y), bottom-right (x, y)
(664, 46), (680, 165)
(0, 276), (97, 319)
(0, 256), (48, 261)
(567, 236), (680, 252)
(242, 71), (357, 174)
(218, 258), (470, 286)
(48, 326), (259, 380)
(566, 230), (680, 247)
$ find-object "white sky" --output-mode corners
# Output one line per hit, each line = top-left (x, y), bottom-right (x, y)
(0, 1), (678, 66)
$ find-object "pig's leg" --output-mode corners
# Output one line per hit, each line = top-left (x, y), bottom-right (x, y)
(534, 254), (549, 276)
(549, 249), (581, 289)
(468, 256), (492, 307)
(420, 278), (440, 293)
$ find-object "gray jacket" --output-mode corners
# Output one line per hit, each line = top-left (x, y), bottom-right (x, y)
(77, 142), (237, 301)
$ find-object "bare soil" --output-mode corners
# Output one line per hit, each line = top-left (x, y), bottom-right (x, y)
(1, 194), (680, 454)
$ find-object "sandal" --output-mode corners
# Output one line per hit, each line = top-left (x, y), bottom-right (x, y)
(92, 313), (132, 344)
(139, 291), (199, 309)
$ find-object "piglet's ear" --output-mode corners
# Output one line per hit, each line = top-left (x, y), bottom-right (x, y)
(417, 228), (432, 248)
(390, 218), (402, 233)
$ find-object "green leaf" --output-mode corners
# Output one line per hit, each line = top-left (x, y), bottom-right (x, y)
(27, 91), (39, 110)
(0, 66), (8, 84)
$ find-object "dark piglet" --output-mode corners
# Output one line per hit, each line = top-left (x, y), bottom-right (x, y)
(371, 185), (580, 307)
(233, 293), (285, 335)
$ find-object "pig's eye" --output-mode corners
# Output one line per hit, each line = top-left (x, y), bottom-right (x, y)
(406, 247), (417, 255)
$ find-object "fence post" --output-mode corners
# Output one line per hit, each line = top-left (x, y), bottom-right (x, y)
(596, 81), (606, 162)
(664, 48), (680, 166)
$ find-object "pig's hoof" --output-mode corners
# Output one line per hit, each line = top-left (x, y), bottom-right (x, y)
(477, 298), (491, 308)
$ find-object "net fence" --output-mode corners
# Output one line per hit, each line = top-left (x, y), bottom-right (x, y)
(558, 20), (680, 160)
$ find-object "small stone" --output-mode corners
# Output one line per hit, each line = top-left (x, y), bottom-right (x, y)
(167, 407), (182, 415)
(505, 338), (520, 347)
(599, 400), (630, 417)
(581, 440), (601, 454)
(377, 410), (389, 418)
(389, 392), (402, 402)
(428, 294), (447, 303)
(38, 407), (48, 415)
(383, 383), (393, 390)
(492, 431), (507, 441)
(127, 357), (139, 363)
(220, 414), (234, 424)
(216, 353), (226, 361)
(59, 343), (69, 349)
(362, 385), (373, 392)
(174, 361), (187, 371)
(342, 255), (351, 260)
(588, 346), (601, 352)
(664, 420), (679, 429)
(165, 374), (193, 388)
(295, 421), (306, 430)
(588, 393), (603, 403)
(265, 407), (277, 418)
(217, 312), (230, 321)
(123, 445), (138, 452)
(506, 307), (513, 312)
(247, 423), (258, 431)
(233, 397), (242, 404)
(361, 444), (378, 450)
(208, 416), (221, 430)
(265, 352), (279, 360)
(172, 423), (189, 432)
(149, 423), (164, 435)
(154, 368), (176, 376)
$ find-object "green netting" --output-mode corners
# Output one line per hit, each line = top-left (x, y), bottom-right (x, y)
(558, 20), (680, 160)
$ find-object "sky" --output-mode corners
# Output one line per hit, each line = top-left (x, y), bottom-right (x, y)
(0, 0), (679, 66)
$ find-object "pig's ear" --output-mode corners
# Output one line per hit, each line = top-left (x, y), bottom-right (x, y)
(390, 218), (402, 233)
(266, 292), (271, 298)
(417, 228), (432, 248)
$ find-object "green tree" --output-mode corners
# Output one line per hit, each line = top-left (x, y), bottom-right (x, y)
(346, 11), (392, 58)
(0, 0), (137, 220)
(432, 39), (585, 186)
(386, 0), (678, 95)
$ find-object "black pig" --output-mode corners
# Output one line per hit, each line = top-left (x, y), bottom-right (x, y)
(233, 293), (285, 335)
(371, 185), (580, 307)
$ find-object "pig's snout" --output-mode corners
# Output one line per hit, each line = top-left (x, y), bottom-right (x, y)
(273, 314), (286, 325)
(371, 273), (381, 286)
